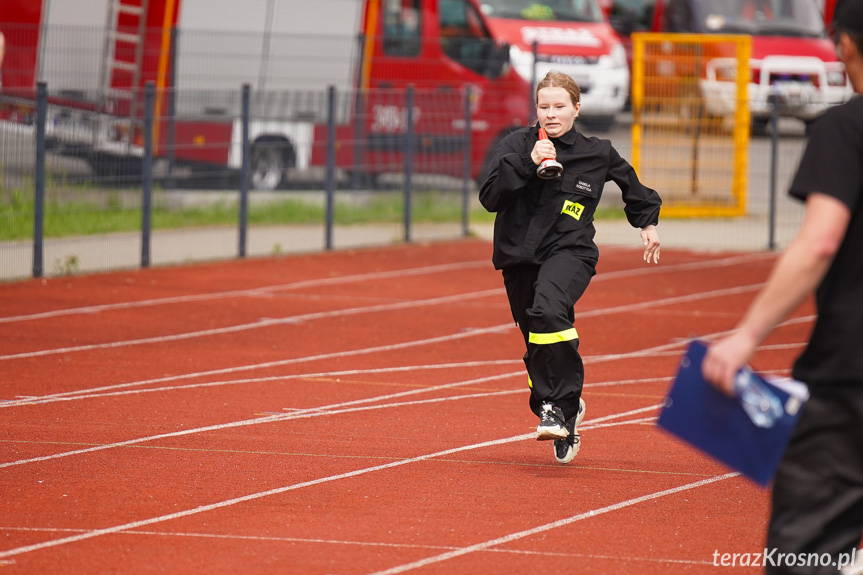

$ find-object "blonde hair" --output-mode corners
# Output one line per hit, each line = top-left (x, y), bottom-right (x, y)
(535, 70), (581, 106)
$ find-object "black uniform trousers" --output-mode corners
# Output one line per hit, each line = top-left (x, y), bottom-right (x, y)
(502, 251), (596, 422)
(766, 383), (863, 574)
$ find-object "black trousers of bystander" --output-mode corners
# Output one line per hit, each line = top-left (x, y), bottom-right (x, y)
(766, 384), (863, 574)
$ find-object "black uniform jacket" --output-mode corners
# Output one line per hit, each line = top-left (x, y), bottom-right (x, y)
(479, 124), (662, 270)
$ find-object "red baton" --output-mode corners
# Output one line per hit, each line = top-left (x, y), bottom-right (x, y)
(537, 128), (563, 179)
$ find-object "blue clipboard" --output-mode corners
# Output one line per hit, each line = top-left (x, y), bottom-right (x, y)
(657, 340), (809, 487)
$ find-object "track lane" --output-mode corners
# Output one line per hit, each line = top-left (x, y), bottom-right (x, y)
(0, 242), (807, 574)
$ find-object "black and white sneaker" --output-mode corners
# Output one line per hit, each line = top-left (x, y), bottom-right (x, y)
(536, 402), (568, 440)
(554, 397), (586, 464)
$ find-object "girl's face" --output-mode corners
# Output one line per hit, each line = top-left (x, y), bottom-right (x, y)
(536, 86), (579, 138)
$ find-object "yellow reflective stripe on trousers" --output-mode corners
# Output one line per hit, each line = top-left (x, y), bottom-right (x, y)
(528, 328), (578, 345)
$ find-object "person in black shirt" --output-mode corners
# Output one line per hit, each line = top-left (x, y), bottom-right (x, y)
(479, 70), (662, 464)
(702, 1), (863, 572)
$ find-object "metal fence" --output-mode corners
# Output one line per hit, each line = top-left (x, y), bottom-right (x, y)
(1, 80), (478, 280)
(0, 24), (816, 282)
(0, 88), (810, 282)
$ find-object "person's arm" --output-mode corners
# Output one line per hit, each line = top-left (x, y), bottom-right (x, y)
(607, 145), (662, 263)
(640, 224), (660, 263)
(701, 193), (851, 393)
(478, 133), (535, 213)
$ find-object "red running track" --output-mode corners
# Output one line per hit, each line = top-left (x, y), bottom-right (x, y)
(0, 239), (814, 574)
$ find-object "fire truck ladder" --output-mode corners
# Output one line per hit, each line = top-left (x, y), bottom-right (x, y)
(98, 0), (150, 138)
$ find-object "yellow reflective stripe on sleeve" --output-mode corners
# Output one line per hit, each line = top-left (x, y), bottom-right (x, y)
(528, 328), (578, 345)
(528, 376), (532, 388)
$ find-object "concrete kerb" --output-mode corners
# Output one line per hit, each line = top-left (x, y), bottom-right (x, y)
(0, 174), (804, 282)
(0, 214), (794, 283)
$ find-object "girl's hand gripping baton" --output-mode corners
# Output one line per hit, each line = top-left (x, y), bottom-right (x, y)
(536, 128), (563, 179)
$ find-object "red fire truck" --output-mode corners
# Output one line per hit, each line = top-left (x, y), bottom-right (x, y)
(3, 0), (631, 190)
(1, 0), (532, 189)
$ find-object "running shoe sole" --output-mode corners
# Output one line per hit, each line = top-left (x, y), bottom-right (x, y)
(554, 398), (586, 463)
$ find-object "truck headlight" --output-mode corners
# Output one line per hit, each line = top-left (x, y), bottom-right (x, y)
(826, 70), (847, 86)
(509, 45), (534, 82)
(599, 43), (627, 69)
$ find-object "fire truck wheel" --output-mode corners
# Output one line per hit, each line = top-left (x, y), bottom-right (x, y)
(87, 154), (142, 185)
(250, 141), (287, 191)
(344, 170), (380, 189)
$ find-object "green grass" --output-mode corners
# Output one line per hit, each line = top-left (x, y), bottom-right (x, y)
(0, 188), (624, 242)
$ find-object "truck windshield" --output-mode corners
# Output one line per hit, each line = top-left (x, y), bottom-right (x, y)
(479, 0), (605, 22)
(695, 0), (825, 37)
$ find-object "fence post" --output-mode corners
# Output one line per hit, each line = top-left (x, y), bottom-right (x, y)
(165, 26), (178, 189)
(767, 89), (780, 251)
(325, 85), (336, 250)
(529, 41), (538, 124)
(238, 83), (251, 258)
(462, 86), (472, 237)
(688, 44), (704, 196)
(33, 82), (47, 279)
(352, 34), (366, 190)
(141, 82), (155, 268)
(404, 85), (414, 243)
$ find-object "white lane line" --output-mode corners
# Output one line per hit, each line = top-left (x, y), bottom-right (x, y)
(0, 288), (502, 361)
(3, 369), (665, 407)
(3, 361), (522, 405)
(584, 416), (657, 428)
(0, 253), (771, 325)
(0, 437), (535, 560)
(696, 314), (814, 343)
(0, 324), (513, 408)
(484, 548), (713, 565)
(0, 334), (681, 410)
(0, 525), (462, 552)
(1, 280), (766, 378)
(0, 354), (661, 470)
(0, 412), (664, 560)
(1, 360), (523, 404)
(0, 260), (490, 324)
(0, 526), (715, 566)
(582, 315), (812, 364)
(595, 252), (773, 282)
(0, 372), (520, 469)
(577, 283), (763, 319)
(1, 278), (767, 362)
(365, 472), (740, 575)
(1, 309), (813, 410)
